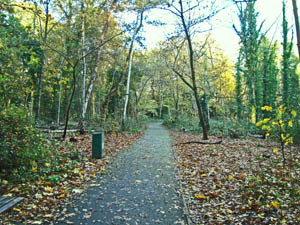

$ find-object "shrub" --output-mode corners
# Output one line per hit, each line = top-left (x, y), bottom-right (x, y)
(0, 106), (49, 178)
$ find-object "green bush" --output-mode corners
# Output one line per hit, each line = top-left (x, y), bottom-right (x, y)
(122, 117), (144, 133)
(163, 116), (200, 131)
(163, 115), (258, 138)
(0, 106), (49, 178)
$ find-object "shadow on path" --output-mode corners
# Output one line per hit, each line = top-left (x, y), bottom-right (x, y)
(56, 123), (185, 225)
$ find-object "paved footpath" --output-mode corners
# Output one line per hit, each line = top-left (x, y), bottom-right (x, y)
(56, 123), (186, 225)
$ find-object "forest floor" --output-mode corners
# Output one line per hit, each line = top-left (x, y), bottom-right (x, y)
(1, 123), (300, 224)
(172, 131), (300, 225)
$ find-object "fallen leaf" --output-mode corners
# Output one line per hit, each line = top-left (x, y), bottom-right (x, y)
(194, 194), (206, 200)
(35, 193), (43, 199)
(72, 189), (83, 194)
(271, 201), (279, 209)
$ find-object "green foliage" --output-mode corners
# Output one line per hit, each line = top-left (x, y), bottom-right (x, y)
(235, 53), (243, 120)
(122, 117), (144, 134)
(0, 12), (42, 108)
(163, 115), (199, 132)
(0, 106), (50, 180)
(256, 106), (298, 166)
(164, 115), (259, 138)
(281, 1), (298, 110)
(234, 1), (265, 123)
(260, 37), (279, 120)
(140, 115), (162, 122)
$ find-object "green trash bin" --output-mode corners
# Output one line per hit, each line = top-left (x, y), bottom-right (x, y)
(92, 132), (104, 159)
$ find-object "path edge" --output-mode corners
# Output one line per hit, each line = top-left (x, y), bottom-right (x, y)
(169, 130), (193, 225)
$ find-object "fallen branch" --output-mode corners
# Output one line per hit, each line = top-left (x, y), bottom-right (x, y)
(247, 133), (266, 139)
(181, 140), (222, 145)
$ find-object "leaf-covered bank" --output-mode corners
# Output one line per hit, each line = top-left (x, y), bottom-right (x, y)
(172, 131), (300, 224)
(0, 131), (143, 224)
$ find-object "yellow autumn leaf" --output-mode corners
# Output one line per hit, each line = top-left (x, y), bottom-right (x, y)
(261, 106), (272, 111)
(194, 194), (206, 200)
(73, 168), (80, 174)
(256, 121), (263, 127)
(44, 186), (53, 193)
(35, 193), (43, 199)
(228, 175), (233, 181)
(263, 118), (271, 123)
(248, 200), (252, 206)
(292, 110), (297, 117)
(32, 161), (38, 172)
(273, 148), (278, 155)
(45, 162), (50, 167)
(43, 214), (53, 218)
(57, 193), (66, 199)
(226, 209), (232, 214)
(271, 201), (279, 209)
(288, 120), (293, 127)
(13, 207), (21, 212)
(201, 174), (207, 177)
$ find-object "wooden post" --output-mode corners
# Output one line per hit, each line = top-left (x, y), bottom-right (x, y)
(92, 132), (104, 159)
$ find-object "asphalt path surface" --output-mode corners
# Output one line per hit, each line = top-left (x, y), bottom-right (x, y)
(55, 123), (186, 225)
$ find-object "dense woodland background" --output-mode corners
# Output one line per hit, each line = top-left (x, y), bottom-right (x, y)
(0, 0), (300, 190)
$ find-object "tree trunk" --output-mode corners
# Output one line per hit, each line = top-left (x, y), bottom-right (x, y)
(78, 0), (118, 130)
(63, 63), (78, 140)
(57, 76), (62, 125)
(292, 0), (300, 59)
(35, 0), (50, 122)
(122, 11), (144, 129)
(179, 0), (208, 140)
(79, 2), (87, 134)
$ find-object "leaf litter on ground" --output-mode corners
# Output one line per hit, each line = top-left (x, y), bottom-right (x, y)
(0, 131), (143, 224)
(172, 131), (300, 225)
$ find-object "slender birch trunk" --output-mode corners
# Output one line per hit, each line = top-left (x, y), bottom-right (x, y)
(79, 2), (87, 133)
(122, 11), (144, 129)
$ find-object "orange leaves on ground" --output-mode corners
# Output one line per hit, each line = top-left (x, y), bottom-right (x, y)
(172, 131), (300, 224)
(0, 131), (143, 224)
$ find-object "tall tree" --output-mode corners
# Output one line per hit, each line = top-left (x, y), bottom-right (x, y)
(35, 0), (50, 122)
(163, 0), (219, 140)
(234, 0), (263, 123)
(122, 10), (144, 128)
(292, 0), (300, 59)
(281, 1), (293, 109)
(78, 0), (120, 133)
(260, 37), (279, 118)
